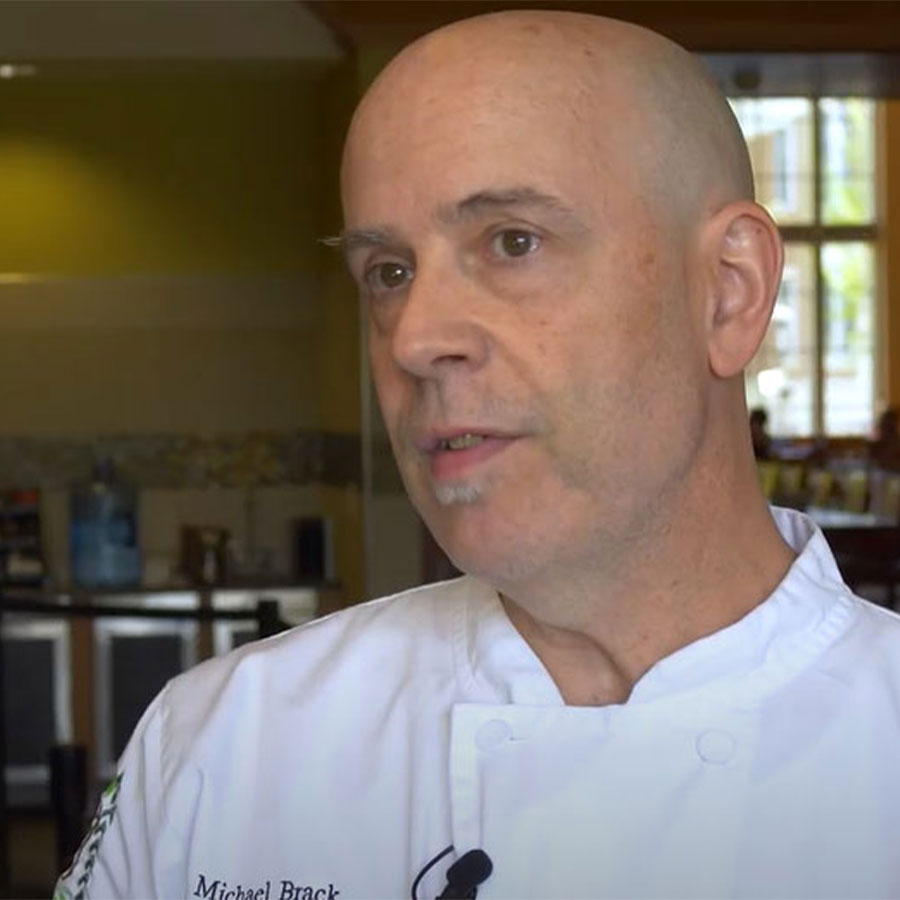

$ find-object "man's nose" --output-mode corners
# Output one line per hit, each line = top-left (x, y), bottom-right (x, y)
(388, 266), (489, 379)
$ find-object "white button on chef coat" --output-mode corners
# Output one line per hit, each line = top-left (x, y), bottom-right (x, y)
(57, 508), (900, 900)
(695, 728), (737, 764)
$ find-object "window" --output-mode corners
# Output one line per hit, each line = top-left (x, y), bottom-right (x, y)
(731, 98), (878, 436)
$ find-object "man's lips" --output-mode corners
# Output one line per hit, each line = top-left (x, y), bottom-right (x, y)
(415, 430), (519, 481)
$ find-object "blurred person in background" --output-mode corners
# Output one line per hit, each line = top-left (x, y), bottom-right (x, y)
(870, 406), (900, 471)
(749, 406), (773, 459)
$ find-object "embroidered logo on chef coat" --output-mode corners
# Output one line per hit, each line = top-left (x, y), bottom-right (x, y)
(193, 874), (340, 900)
(54, 771), (124, 900)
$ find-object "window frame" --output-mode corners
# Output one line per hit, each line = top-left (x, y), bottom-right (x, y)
(735, 96), (881, 437)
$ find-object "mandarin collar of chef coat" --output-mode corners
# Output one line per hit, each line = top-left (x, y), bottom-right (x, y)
(453, 506), (856, 711)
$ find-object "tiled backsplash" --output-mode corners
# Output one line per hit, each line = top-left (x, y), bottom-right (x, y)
(0, 430), (361, 490)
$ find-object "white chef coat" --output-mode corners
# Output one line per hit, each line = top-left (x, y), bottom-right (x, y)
(56, 507), (900, 900)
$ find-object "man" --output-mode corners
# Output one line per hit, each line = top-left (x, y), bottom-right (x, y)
(58, 11), (900, 899)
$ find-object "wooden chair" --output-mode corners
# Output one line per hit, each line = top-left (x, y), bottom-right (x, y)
(806, 468), (834, 508)
(842, 469), (869, 514)
(756, 462), (780, 500)
(869, 471), (900, 521)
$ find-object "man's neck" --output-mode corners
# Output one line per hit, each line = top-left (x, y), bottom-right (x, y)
(499, 490), (797, 707)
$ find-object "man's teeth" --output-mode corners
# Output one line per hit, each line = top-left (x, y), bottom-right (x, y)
(441, 434), (486, 451)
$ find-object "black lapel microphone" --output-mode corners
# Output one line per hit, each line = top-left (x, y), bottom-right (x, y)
(411, 845), (494, 899)
(436, 849), (493, 899)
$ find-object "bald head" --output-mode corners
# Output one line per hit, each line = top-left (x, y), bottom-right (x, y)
(343, 10), (753, 229)
(339, 9), (784, 598)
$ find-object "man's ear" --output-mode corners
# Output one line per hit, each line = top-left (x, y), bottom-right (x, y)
(702, 201), (783, 379)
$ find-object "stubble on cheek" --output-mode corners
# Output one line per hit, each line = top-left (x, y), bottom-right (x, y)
(545, 282), (684, 541)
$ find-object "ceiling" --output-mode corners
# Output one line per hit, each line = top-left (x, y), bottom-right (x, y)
(304, 1), (900, 96)
(304, 2), (900, 53)
(1, 1), (899, 95)
(0, 0), (344, 65)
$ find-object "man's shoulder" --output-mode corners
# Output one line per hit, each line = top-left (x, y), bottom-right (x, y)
(176, 574), (476, 685)
(819, 591), (900, 693)
(283, 572), (482, 649)
(844, 593), (900, 660)
(156, 576), (483, 761)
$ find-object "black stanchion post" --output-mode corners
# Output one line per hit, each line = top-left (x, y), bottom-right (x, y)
(256, 599), (285, 640)
(50, 744), (88, 873)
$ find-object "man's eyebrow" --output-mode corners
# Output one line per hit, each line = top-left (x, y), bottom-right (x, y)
(320, 228), (402, 253)
(437, 186), (584, 226)
(320, 187), (584, 251)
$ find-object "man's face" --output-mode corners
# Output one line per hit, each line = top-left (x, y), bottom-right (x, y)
(341, 54), (710, 591)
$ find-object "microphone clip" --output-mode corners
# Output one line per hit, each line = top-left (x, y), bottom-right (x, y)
(411, 846), (494, 900)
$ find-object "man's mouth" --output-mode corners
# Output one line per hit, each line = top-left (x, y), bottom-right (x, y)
(422, 431), (516, 481)
(437, 433), (488, 451)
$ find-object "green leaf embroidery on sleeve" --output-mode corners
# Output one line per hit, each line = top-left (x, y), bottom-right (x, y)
(55, 772), (124, 900)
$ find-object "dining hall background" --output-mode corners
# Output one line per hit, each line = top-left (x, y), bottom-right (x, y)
(2, 2), (900, 896)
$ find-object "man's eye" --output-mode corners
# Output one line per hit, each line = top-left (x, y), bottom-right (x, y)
(491, 229), (541, 259)
(365, 261), (412, 293)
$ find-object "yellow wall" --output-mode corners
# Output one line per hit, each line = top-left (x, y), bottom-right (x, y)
(333, 44), (429, 599)
(316, 59), (363, 434)
(310, 44), (422, 602)
(0, 70), (322, 274)
(312, 57), (371, 601)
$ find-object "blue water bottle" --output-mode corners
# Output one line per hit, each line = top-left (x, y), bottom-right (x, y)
(70, 456), (141, 589)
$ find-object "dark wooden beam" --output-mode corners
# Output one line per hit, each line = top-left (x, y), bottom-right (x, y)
(304, 2), (900, 53)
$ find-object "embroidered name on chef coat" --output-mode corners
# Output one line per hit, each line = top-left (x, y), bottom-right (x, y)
(193, 873), (340, 900)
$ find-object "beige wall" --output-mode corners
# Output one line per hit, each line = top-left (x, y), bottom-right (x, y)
(0, 274), (319, 435)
